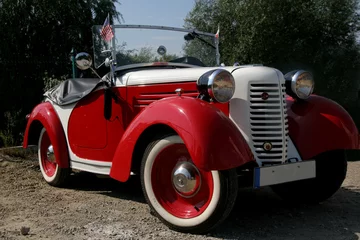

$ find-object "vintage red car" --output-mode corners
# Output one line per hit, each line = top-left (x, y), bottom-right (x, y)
(23, 24), (359, 234)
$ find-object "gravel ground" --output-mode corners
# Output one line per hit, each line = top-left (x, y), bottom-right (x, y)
(0, 153), (360, 240)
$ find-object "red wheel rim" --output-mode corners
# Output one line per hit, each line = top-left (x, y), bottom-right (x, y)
(151, 143), (214, 219)
(40, 131), (57, 177)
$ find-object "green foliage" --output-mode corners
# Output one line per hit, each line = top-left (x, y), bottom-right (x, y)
(0, 0), (121, 145)
(126, 46), (156, 63)
(185, 0), (360, 111)
(182, 37), (217, 66)
(116, 45), (180, 65)
(43, 72), (69, 92)
(0, 111), (22, 147)
(155, 53), (180, 62)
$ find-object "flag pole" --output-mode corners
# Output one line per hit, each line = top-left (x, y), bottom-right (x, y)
(215, 24), (220, 66)
(71, 47), (76, 79)
(110, 13), (116, 86)
(109, 13), (116, 85)
(100, 12), (116, 85)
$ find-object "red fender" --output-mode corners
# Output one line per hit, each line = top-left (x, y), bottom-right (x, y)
(23, 102), (69, 168)
(287, 95), (359, 160)
(110, 96), (255, 182)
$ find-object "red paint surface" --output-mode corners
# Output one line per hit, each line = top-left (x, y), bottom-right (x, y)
(287, 95), (359, 160)
(66, 82), (229, 163)
(126, 82), (229, 119)
(68, 90), (108, 149)
(67, 88), (127, 162)
(23, 102), (69, 168)
(110, 96), (254, 182)
(151, 144), (213, 218)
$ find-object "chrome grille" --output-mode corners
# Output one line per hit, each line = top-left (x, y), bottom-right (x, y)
(249, 82), (288, 166)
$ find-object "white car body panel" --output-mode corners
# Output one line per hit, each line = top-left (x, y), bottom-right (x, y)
(124, 66), (240, 86)
(49, 101), (112, 175)
(254, 160), (316, 188)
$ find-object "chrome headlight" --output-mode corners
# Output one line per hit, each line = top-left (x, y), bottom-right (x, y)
(197, 69), (235, 103)
(284, 70), (314, 99)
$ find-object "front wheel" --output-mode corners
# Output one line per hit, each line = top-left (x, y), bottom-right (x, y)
(140, 135), (238, 234)
(38, 128), (70, 187)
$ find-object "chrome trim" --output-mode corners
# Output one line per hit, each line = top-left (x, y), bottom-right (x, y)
(111, 24), (216, 37)
(249, 82), (288, 165)
(175, 88), (184, 96)
(172, 161), (201, 198)
(290, 70), (314, 99)
(47, 145), (56, 163)
(197, 69), (235, 103)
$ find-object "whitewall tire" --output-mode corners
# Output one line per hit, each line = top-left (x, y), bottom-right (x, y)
(140, 134), (238, 233)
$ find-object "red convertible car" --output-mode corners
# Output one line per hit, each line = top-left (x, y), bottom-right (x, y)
(23, 24), (359, 233)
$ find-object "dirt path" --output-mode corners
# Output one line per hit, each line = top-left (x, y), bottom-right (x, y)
(0, 154), (360, 240)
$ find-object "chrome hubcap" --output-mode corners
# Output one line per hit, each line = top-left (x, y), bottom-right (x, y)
(172, 161), (201, 198)
(47, 145), (55, 163)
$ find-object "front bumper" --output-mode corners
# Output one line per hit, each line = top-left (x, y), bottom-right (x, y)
(253, 160), (316, 189)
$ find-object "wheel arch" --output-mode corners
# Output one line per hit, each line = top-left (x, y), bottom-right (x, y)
(287, 95), (359, 160)
(109, 96), (255, 183)
(23, 102), (69, 168)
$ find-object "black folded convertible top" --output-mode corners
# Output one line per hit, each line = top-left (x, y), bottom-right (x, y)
(44, 78), (106, 106)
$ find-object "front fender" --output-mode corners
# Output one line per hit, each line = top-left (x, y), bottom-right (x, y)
(110, 96), (254, 182)
(23, 102), (69, 168)
(287, 95), (359, 160)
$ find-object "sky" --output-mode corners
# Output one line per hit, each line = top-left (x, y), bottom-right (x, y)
(114, 0), (195, 27)
(109, 0), (199, 57)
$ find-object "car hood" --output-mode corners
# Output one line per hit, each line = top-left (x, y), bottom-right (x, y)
(122, 66), (250, 86)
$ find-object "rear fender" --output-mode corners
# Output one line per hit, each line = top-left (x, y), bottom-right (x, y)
(287, 95), (359, 160)
(110, 96), (254, 182)
(23, 102), (69, 168)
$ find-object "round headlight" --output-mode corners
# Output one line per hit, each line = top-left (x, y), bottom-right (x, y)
(197, 69), (235, 103)
(285, 70), (314, 99)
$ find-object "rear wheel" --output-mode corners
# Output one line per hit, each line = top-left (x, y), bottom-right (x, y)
(271, 150), (347, 204)
(38, 128), (70, 187)
(140, 134), (238, 234)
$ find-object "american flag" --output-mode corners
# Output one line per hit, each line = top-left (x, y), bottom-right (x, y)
(100, 14), (114, 42)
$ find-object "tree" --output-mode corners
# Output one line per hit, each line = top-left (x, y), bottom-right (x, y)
(0, 0), (122, 146)
(182, 36), (217, 66)
(185, 0), (360, 125)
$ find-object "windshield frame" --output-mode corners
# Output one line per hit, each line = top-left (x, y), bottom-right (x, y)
(93, 24), (220, 68)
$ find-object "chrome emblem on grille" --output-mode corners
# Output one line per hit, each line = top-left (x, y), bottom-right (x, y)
(263, 142), (273, 151)
(261, 92), (269, 100)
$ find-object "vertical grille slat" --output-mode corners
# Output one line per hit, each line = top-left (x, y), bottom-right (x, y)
(249, 82), (289, 166)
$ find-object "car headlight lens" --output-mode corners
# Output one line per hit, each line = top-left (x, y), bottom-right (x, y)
(197, 69), (235, 103)
(285, 70), (314, 99)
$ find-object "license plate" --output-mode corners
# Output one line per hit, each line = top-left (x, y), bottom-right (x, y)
(253, 160), (316, 189)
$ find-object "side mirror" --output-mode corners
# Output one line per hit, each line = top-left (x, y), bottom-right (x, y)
(75, 52), (92, 70)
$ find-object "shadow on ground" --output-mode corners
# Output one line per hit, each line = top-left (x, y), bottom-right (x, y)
(66, 171), (147, 203)
(213, 187), (360, 239)
(61, 170), (360, 240)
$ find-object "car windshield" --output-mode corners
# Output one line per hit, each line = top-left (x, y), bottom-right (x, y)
(92, 25), (219, 69)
